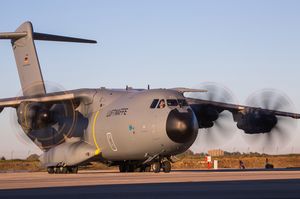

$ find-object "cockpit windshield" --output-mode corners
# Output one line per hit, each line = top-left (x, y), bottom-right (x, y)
(158, 99), (166, 109)
(150, 99), (159, 108)
(150, 98), (188, 109)
(167, 99), (188, 107)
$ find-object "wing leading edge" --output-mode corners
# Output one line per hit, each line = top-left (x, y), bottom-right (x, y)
(0, 89), (96, 112)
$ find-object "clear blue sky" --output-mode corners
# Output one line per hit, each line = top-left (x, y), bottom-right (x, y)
(0, 0), (300, 158)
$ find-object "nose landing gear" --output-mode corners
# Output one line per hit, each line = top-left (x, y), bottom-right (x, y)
(161, 160), (171, 173)
(151, 162), (161, 173)
(151, 160), (171, 173)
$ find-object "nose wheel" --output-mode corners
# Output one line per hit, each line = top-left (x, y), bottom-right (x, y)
(161, 161), (171, 173)
(151, 162), (161, 173)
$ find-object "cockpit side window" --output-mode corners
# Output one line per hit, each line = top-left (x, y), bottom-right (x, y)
(158, 99), (166, 109)
(178, 99), (188, 107)
(150, 99), (159, 109)
(167, 99), (178, 107)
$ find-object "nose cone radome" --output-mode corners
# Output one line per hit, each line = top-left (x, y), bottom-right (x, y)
(166, 109), (198, 143)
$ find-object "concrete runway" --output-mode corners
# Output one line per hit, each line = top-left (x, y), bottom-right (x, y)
(1, 169), (300, 198)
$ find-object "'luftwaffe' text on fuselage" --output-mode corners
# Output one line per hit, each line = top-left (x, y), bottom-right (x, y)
(106, 108), (128, 117)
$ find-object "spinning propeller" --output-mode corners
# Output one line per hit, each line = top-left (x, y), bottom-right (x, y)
(241, 89), (297, 150)
(187, 82), (238, 148)
(10, 82), (86, 151)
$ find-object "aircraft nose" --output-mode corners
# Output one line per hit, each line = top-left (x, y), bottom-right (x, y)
(166, 108), (198, 143)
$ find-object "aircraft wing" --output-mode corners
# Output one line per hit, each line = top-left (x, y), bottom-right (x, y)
(186, 97), (300, 134)
(186, 97), (300, 119)
(0, 89), (96, 112)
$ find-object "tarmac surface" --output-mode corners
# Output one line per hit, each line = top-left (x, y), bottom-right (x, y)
(1, 169), (300, 198)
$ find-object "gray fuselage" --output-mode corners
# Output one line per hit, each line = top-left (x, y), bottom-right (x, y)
(83, 88), (198, 161)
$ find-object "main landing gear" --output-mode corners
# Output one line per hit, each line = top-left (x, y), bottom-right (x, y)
(47, 166), (78, 174)
(118, 159), (172, 173)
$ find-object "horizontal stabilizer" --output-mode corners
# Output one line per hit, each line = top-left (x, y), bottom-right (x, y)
(0, 31), (97, 44)
(33, 32), (97, 43)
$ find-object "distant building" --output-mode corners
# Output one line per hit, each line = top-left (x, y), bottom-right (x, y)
(208, 149), (224, 157)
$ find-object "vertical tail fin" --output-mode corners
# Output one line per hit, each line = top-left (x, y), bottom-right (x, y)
(0, 21), (97, 97)
(7, 21), (45, 96)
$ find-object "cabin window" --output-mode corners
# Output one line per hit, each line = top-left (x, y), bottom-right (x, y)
(150, 99), (159, 108)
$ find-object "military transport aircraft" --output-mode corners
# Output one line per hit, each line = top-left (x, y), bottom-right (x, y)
(0, 21), (299, 174)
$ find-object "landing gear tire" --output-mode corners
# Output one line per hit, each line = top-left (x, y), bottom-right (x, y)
(47, 167), (54, 174)
(69, 166), (78, 174)
(152, 162), (161, 173)
(54, 167), (59, 174)
(62, 167), (68, 174)
(119, 164), (127, 173)
(57, 166), (64, 174)
(144, 165), (151, 172)
(119, 163), (135, 172)
(162, 161), (171, 173)
(127, 164), (135, 172)
(140, 165), (151, 172)
(134, 167), (142, 172)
